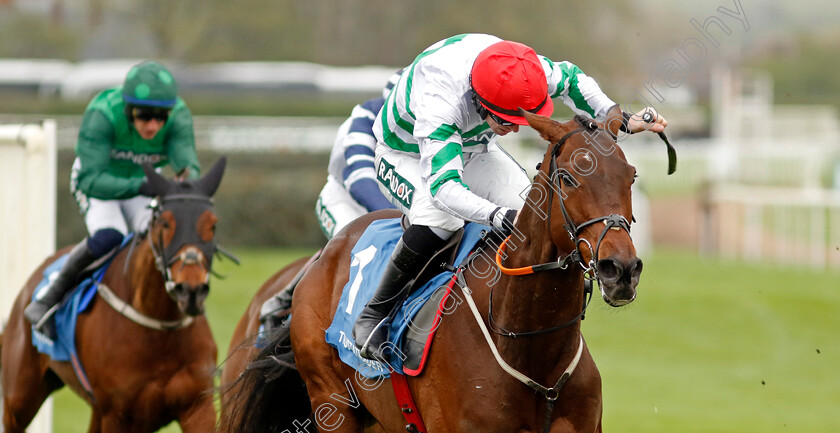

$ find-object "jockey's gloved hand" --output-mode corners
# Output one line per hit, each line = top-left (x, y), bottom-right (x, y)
(137, 181), (156, 197)
(491, 207), (518, 236)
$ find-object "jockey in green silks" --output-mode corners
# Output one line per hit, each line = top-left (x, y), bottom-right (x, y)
(25, 61), (201, 330)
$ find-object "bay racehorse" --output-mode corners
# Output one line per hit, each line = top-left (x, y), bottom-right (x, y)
(218, 255), (311, 425)
(1, 158), (227, 432)
(226, 111), (642, 433)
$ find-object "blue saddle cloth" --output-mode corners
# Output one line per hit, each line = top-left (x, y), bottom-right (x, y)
(325, 219), (490, 379)
(31, 235), (131, 362)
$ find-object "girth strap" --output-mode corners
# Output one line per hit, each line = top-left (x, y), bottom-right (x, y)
(391, 372), (427, 433)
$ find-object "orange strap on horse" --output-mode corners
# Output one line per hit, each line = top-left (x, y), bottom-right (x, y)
(495, 235), (535, 275)
(495, 235), (576, 276)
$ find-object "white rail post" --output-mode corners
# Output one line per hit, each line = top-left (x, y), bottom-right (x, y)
(0, 121), (56, 433)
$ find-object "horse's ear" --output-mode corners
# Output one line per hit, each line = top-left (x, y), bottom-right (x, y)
(196, 157), (227, 197)
(142, 163), (169, 196)
(520, 108), (566, 144)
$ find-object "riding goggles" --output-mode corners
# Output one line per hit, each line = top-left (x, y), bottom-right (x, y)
(486, 110), (514, 127)
(132, 107), (171, 122)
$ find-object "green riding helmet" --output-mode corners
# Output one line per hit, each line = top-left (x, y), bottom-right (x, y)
(122, 61), (178, 109)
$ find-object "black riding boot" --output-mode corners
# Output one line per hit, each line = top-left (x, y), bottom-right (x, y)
(259, 251), (322, 331)
(24, 239), (97, 329)
(353, 238), (430, 360)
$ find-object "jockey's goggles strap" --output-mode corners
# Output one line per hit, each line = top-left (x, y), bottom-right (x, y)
(473, 90), (547, 117)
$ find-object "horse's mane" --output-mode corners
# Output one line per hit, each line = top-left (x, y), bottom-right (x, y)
(573, 114), (599, 131)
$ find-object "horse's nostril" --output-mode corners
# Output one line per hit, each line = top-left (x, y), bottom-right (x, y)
(596, 258), (622, 282)
(172, 283), (186, 295)
(630, 257), (643, 275)
(629, 257), (643, 284)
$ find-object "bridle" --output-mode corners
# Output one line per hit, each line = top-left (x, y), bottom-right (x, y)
(97, 192), (217, 331)
(467, 118), (634, 433)
(493, 119), (632, 336)
(147, 193), (216, 296)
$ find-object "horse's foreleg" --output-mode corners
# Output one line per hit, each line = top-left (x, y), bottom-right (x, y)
(299, 364), (367, 433)
(177, 393), (217, 433)
(295, 344), (366, 431)
(86, 408), (103, 433)
(1, 367), (60, 433)
(1, 397), (38, 433)
(306, 391), (366, 433)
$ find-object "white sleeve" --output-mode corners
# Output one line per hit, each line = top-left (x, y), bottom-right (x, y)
(417, 135), (500, 226)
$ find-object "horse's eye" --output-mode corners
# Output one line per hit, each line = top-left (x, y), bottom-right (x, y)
(161, 220), (171, 230)
(560, 171), (577, 188)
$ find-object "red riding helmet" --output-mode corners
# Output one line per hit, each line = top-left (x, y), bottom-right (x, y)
(470, 41), (554, 125)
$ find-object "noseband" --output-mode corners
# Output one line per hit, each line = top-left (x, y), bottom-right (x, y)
(148, 194), (215, 296)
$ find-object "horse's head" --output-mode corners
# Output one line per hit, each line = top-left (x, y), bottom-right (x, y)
(142, 157), (226, 316)
(523, 111), (641, 307)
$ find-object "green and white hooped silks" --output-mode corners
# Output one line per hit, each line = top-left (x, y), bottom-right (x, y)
(375, 141), (530, 232)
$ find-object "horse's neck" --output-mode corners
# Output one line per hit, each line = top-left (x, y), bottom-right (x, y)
(474, 200), (584, 376)
(120, 239), (184, 321)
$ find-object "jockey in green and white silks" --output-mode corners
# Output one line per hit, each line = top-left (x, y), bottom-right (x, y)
(25, 60), (201, 330)
(373, 33), (617, 231)
(354, 33), (669, 360)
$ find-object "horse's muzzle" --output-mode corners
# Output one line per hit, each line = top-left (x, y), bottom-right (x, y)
(170, 282), (210, 316)
(596, 256), (643, 307)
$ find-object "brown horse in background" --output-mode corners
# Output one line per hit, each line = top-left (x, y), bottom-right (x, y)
(225, 112), (642, 433)
(1, 158), (227, 432)
(218, 255), (310, 423)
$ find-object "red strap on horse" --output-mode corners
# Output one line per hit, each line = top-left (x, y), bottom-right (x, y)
(390, 372), (427, 433)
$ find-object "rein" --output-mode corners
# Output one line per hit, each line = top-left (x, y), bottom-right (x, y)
(492, 124), (631, 337)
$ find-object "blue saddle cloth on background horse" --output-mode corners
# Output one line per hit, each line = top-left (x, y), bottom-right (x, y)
(325, 219), (490, 379)
(30, 235), (133, 363)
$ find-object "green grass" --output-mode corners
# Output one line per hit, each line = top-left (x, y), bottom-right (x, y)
(587, 248), (840, 432)
(50, 247), (840, 432)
